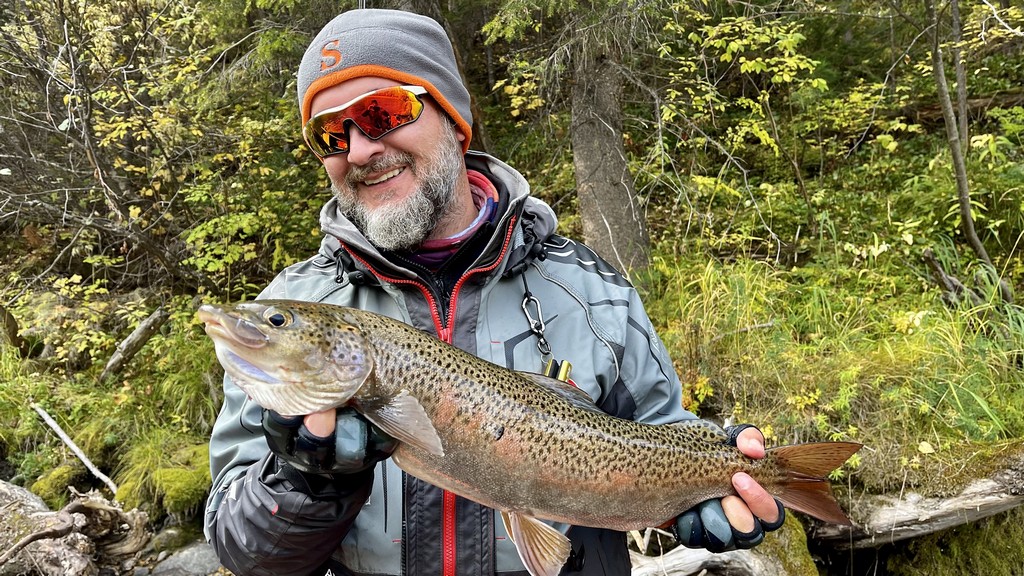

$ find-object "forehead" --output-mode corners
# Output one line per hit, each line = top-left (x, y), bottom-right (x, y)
(309, 77), (400, 117)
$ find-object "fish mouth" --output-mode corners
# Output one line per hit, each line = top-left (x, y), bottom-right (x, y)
(197, 304), (281, 386)
(197, 305), (269, 349)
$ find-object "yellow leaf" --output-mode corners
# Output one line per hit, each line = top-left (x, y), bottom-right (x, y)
(918, 441), (935, 454)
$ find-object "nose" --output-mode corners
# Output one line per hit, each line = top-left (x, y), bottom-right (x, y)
(345, 125), (386, 166)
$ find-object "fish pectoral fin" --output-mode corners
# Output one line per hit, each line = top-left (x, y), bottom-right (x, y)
(361, 389), (444, 456)
(500, 511), (571, 576)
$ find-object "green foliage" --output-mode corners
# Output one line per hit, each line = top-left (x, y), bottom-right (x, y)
(2, 2), (1024, 566)
(640, 249), (1024, 495)
(0, 295), (218, 522)
(115, 429), (211, 517)
(887, 506), (1024, 576)
(2, 0), (323, 299)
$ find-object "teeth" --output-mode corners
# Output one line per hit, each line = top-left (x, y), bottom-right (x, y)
(364, 168), (402, 186)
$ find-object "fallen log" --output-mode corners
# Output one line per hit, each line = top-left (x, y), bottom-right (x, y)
(100, 306), (170, 383)
(0, 481), (95, 576)
(0, 481), (150, 575)
(628, 520), (810, 576)
(630, 547), (780, 576)
(813, 457), (1024, 548)
(31, 403), (118, 495)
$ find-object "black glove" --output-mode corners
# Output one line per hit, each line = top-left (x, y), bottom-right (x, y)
(673, 424), (786, 552)
(262, 408), (398, 476)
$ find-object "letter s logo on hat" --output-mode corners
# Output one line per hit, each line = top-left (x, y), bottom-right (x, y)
(320, 39), (343, 71)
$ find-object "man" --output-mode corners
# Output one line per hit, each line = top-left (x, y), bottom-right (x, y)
(204, 9), (784, 576)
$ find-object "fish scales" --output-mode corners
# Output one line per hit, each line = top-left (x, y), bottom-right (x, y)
(199, 300), (862, 576)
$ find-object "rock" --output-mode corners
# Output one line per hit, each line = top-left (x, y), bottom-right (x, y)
(150, 525), (202, 553)
(150, 540), (223, 576)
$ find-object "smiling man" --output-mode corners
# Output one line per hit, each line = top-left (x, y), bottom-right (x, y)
(321, 79), (474, 251)
(204, 9), (785, 576)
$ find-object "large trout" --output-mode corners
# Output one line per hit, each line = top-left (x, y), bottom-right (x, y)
(199, 300), (861, 576)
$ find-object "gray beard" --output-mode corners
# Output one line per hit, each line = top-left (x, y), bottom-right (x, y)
(332, 124), (464, 251)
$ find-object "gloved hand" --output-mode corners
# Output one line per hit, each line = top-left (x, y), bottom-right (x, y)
(673, 424), (786, 552)
(262, 408), (398, 475)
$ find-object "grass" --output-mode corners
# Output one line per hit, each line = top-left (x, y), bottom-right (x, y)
(639, 250), (1024, 497)
(0, 295), (219, 522)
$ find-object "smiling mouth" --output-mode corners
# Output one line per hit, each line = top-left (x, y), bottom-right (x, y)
(364, 167), (404, 186)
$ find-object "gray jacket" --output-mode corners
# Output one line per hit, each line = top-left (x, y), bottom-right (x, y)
(204, 151), (694, 576)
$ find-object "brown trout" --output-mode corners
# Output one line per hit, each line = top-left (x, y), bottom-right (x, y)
(199, 300), (861, 576)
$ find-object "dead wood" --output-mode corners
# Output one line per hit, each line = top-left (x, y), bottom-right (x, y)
(630, 547), (781, 576)
(100, 306), (170, 383)
(903, 90), (1024, 126)
(923, 247), (1014, 318)
(30, 403), (118, 494)
(0, 304), (29, 358)
(0, 482), (150, 576)
(812, 457), (1024, 549)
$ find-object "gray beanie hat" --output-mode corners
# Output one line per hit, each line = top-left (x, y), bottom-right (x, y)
(297, 9), (472, 152)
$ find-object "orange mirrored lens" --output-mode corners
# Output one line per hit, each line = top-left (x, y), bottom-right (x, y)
(304, 86), (425, 157)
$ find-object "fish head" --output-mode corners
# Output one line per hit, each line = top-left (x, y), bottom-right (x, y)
(197, 300), (373, 416)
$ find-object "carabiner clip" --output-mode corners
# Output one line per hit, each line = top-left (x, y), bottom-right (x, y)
(522, 293), (552, 358)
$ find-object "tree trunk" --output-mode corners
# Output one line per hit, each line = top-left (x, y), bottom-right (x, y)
(571, 45), (650, 276)
(925, 0), (992, 266)
(951, 0), (969, 150)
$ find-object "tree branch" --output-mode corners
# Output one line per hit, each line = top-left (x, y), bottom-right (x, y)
(30, 403), (119, 494)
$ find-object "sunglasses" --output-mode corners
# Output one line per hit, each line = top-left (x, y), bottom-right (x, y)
(303, 85), (428, 158)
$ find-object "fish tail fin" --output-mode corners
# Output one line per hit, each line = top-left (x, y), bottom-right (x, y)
(768, 441), (862, 526)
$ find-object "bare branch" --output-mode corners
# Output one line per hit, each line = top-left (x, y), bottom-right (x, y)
(31, 403), (119, 495)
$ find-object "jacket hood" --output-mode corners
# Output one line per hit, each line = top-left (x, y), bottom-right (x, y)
(315, 151), (558, 280)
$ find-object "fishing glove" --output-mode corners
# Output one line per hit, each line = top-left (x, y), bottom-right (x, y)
(673, 424), (786, 552)
(263, 408), (398, 478)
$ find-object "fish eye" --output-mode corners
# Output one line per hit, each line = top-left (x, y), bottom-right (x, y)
(263, 308), (293, 328)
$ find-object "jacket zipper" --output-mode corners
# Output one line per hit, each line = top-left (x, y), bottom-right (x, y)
(338, 216), (519, 576)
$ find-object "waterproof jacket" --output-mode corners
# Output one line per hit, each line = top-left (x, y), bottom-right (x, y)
(204, 151), (695, 576)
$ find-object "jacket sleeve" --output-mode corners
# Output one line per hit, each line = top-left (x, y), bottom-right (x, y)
(620, 287), (695, 425)
(204, 378), (374, 576)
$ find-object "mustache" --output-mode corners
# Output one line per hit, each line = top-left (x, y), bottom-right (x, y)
(345, 152), (416, 186)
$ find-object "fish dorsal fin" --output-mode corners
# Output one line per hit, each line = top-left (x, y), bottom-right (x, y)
(359, 389), (444, 456)
(668, 418), (729, 443)
(520, 373), (604, 414)
(500, 511), (571, 576)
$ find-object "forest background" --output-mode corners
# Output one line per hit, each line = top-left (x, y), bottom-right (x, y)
(1, 0), (1024, 574)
